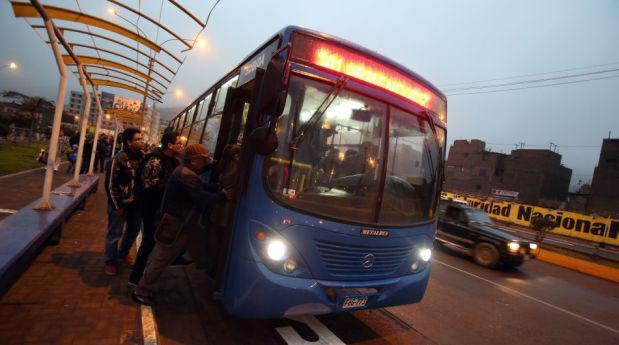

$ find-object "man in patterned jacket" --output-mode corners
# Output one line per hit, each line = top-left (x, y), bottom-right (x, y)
(104, 127), (145, 276)
(128, 131), (182, 285)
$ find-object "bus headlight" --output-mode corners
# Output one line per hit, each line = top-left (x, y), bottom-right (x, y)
(412, 247), (432, 272)
(507, 242), (520, 253)
(250, 224), (310, 278)
(418, 248), (432, 262)
(267, 240), (288, 261)
(283, 259), (297, 273)
(529, 243), (538, 250)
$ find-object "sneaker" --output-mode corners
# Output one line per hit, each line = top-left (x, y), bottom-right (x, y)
(105, 262), (118, 276)
(132, 292), (154, 306)
(119, 256), (135, 266)
(169, 257), (193, 267)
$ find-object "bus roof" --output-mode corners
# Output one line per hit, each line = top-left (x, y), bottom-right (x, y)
(173, 26), (445, 121)
(276, 26), (445, 100)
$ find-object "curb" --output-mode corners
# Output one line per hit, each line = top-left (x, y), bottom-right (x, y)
(537, 249), (619, 283)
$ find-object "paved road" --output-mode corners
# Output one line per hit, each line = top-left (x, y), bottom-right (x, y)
(153, 247), (619, 345)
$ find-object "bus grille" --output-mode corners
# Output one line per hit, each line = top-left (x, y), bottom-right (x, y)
(313, 239), (413, 277)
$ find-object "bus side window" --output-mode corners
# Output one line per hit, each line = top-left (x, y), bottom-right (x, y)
(202, 113), (223, 155)
(213, 76), (239, 114)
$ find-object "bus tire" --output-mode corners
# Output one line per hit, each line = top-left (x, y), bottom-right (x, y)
(473, 242), (499, 268)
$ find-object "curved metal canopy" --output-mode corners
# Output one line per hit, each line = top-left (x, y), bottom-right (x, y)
(91, 79), (161, 102)
(79, 64), (167, 92)
(85, 71), (164, 96)
(65, 43), (173, 83)
(34, 25), (178, 73)
(12, 2), (162, 52)
(11, 0), (218, 118)
(62, 55), (152, 82)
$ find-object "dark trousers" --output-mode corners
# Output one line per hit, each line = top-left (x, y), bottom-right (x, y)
(129, 198), (160, 283)
(80, 158), (90, 173)
(135, 227), (209, 297)
(105, 202), (141, 263)
(94, 154), (105, 173)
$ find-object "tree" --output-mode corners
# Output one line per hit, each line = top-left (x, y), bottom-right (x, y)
(1, 91), (54, 144)
(529, 215), (556, 243)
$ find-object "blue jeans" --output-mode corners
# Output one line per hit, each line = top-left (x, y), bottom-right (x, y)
(105, 202), (142, 264)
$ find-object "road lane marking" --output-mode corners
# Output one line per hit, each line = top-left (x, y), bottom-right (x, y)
(277, 315), (346, 344)
(434, 259), (619, 334)
(141, 305), (158, 345)
(135, 233), (159, 345)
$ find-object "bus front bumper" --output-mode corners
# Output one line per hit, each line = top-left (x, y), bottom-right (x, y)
(223, 258), (431, 319)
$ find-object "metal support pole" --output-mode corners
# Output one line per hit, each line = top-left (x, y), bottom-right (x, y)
(111, 119), (119, 158)
(87, 87), (104, 175)
(33, 17), (67, 210)
(69, 64), (91, 188)
(141, 58), (154, 140)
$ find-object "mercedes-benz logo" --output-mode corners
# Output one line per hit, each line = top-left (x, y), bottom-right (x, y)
(362, 253), (375, 268)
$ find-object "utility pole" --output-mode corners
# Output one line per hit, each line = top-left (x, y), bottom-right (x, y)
(549, 142), (557, 152)
(141, 57), (154, 141)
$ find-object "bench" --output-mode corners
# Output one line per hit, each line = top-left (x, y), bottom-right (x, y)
(0, 175), (99, 296)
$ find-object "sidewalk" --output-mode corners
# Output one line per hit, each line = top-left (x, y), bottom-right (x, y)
(0, 173), (142, 345)
(0, 164), (71, 221)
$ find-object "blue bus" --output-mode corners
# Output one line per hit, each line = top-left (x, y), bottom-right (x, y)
(169, 26), (447, 318)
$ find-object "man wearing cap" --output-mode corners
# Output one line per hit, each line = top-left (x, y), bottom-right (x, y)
(132, 144), (232, 305)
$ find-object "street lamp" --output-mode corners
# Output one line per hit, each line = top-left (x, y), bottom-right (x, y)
(160, 36), (207, 52)
(2, 62), (17, 70)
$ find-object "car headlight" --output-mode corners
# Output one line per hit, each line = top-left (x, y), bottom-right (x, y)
(418, 248), (432, 262)
(529, 243), (538, 250)
(267, 240), (288, 261)
(507, 242), (520, 252)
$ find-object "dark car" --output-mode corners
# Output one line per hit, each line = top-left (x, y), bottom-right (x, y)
(436, 202), (538, 268)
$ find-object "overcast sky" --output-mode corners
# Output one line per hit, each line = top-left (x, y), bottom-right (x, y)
(1, 0), (618, 190)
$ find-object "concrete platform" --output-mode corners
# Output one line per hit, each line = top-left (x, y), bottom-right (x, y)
(0, 175), (142, 344)
(0, 175), (99, 296)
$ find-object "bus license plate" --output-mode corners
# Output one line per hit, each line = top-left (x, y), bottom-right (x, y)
(342, 296), (368, 309)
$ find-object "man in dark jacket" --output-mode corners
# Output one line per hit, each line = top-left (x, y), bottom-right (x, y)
(128, 131), (182, 285)
(80, 134), (94, 174)
(94, 134), (108, 173)
(132, 144), (232, 305)
(104, 128), (145, 276)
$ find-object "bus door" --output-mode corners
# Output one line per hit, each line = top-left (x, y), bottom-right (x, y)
(208, 76), (264, 291)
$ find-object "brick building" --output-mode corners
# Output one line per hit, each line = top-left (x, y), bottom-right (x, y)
(445, 139), (572, 204)
(588, 138), (619, 216)
(444, 139), (506, 195)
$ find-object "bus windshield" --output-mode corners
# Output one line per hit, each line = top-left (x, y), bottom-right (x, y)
(265, 75), (442, 226)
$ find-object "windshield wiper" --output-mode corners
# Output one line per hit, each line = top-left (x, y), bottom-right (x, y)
(422, 110), (445, 184)
(289, 77), (348, 150)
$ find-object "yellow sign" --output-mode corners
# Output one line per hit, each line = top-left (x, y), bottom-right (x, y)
(440, 192), (619, 246)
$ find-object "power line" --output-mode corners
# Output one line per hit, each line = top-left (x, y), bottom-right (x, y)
(438, 61), (619, 87)
(484, 141), (601, 148)
(444, 68), (619, 92)
(446, 74), (619, 96)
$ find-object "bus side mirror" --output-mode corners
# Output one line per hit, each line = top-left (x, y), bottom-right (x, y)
(257, 58), (286, 118)
(249, 127), (278, 155)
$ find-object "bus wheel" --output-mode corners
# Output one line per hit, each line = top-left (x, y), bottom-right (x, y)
(473, 243), (499, 268)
